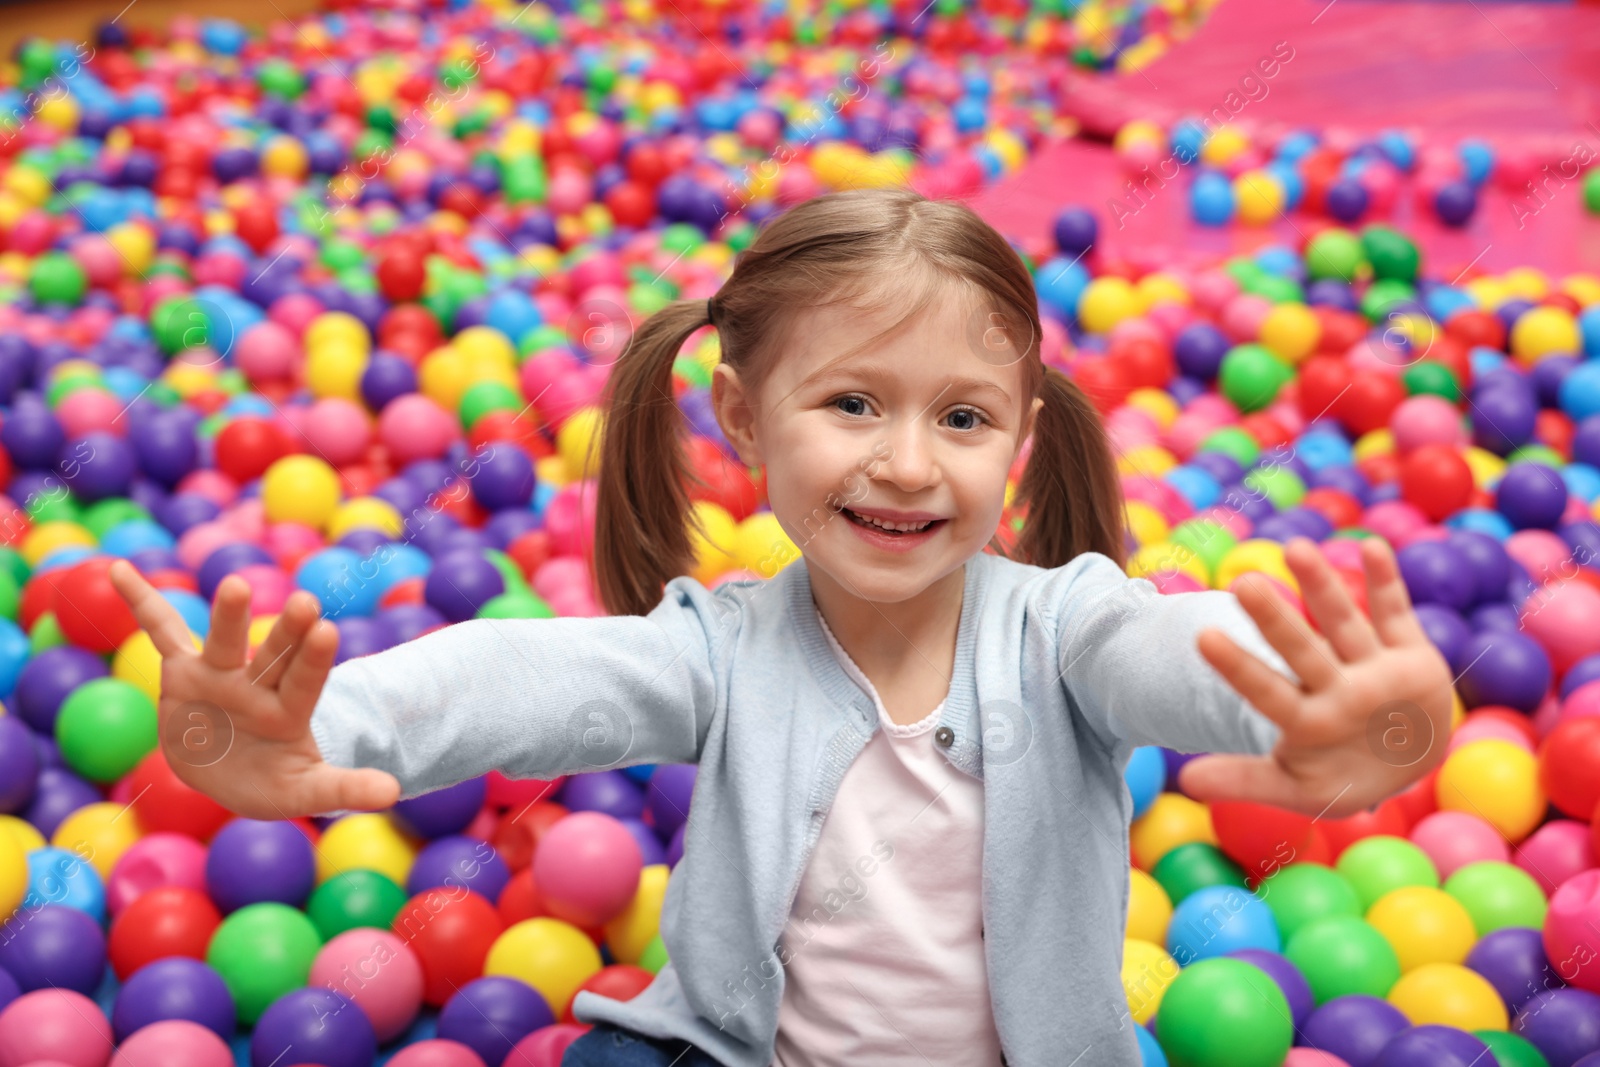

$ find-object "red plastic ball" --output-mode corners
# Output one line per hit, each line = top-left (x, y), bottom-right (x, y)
(19, 566), (71, 632)
(1296, 356), (1353, 423)
(377, 252), (427, 302)
(232, 200), (279, 255)
(506, 531), (553, 583)
(497, 867), (547, 926)
(1399, 444), (1474, 522)
(393, 889), (506, 1007)
(1110, 337), (1174, 391)
(53, 557), (140, 653)
(1301, 487), (1363, 530)
(109, 886), (222, 980)
(682, 436), (761, 522)
(1338, 371), (1406, 436)
(576, 965), (655, 1005)
(1318, 796), (1411, 859)
(1539, 717), (1600, 820)
(1071, 356), (1133, 415)
(1209, 800), (1317, 884)
(215, 417), (295, 485)
(1445, 309), (1505, 352)
(126, 750), (232, 841)
(1535, 409), (1575, 461)
(603, 181), (656, 230)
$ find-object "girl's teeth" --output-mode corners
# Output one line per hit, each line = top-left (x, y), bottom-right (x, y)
(850, 510), (932, 533)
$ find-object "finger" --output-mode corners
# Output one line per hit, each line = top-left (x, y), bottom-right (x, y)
(278, 619), (340, 720)
(1361, 537), (1431, 647)
(1176, 752), (1304, 811)
(247, 591), (323, 688)
(1231, 573), (1341, 692)
(201, 576), (253, 671)
(304, 765), (402, 815)
(1283, 538), (1381, 662)
(108, 560), (200, 659)
(1196, 628), (1304, 731)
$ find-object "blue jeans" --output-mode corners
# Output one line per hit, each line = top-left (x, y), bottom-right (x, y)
(561, 1023), (728, 1067)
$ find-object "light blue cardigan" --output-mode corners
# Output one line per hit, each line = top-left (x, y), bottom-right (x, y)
(309, 548), (1293, 1066)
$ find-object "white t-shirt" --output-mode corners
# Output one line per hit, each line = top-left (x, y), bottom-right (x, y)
(769, 610), (1003, 1067)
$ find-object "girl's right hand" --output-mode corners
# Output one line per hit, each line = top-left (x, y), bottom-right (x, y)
(108, 559), (402, 820)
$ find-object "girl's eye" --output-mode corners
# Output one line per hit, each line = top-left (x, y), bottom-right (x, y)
(831, 396), (989, 432)
(946, 407), (989, 432)
(832, 395), (872, 417)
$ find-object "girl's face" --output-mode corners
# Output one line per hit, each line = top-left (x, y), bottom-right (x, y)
(712, 284), (1043, 605)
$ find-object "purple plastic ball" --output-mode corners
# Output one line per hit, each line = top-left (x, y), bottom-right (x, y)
(1467, 927), (1559, 1018)
(333, 616), (393, 664)
(382, 603), (448, 645)
(1174, 323), (1229, 382)
(0, 715), (39, 815)
(205, 819), (316, 913)
(1576, 416), (1600, 469)
(1471, 601), (1524, 636)
(644, 765), (697, 841)
(437, 976), (556, 1066)
(1456, 630), (1552, 713)
(130, 407), (201, 486)
(1374, 1024), (1495, 1066)
(406, 835), (509, 903)
(110, 956), (235, 1042)
(1446, 530), (1511, 608)
(58, 432), (137, 502)
(0, 965), (18, 1014)
(558, 770), (644, 820)
(617, 817), (667, 867)
(423, 550), (505, 622)
(16, 646), (109, 733)
(196, 542), (275, 601)
(250, 987), (375, 1067)
(24, 766), (101, 839)
(1514, 988), (1600, 1067)
(1053, 206), (1098, 258)
(1562, 654), (1600, 699)
(0, 904), (105, 993)
(0, 398), (64, 469)
(1301, 994), (1410, 1066)
(467, 445), (536, 511)
(1397, 540), (1475, 611)
(394, 777), (488, 839)
(1227, 949), (1313, 1027)
(360, 354), (418, 412)
(666, 822), (685, 867)
(1433, 181), (1478, 227)
(1473, 386), (1539, 455)
(1326, 179), (1370, 222)
(1412, 605), (1472, 673)
(1497, 462), (1569, 530)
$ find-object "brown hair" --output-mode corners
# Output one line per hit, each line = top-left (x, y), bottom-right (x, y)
(591, 186), (1126, 616)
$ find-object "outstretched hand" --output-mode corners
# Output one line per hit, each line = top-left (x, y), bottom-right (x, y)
(1178, 536), (1454, 819)
(107, 560), (402, 820)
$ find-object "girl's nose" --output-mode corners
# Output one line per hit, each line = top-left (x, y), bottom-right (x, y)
(876, 419), (941, 492)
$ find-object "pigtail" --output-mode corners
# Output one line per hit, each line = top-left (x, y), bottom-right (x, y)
(592, 300), (715, 616)
(1007, 366), (1128, 571)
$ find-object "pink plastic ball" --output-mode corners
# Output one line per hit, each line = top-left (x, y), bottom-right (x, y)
(1145, 301), (1194, 339)
(532, 812), (645, 928)
(235, 322), (301, 383)
(56, 389), (127, 440)
(530, 556), (593, 603)
(174, 469), (240, 507)
(268, 293), (325, 335)
(108, 1020), (231, 1067)
(1193, 505), (1253, 541)
(1516, 820), (1594, 897)
(1562, 495), (1591, 525)
(1408, 811), (1510, 879)
(1221, 294), (1274, 343)
(0, 990), (113, 1067)
(547, 169), (595, 216)
(520, 350), (578, 405)
(384, 1040), (488, 1067)
(1519, 579), (1600, 674)
(1190, 268), (1239, 312)
(1185, 394), (1238, 422)
(505, 1024), (589, 1067)
(301, 398), (372, 465)
(1283, 1051), (1352, 1067)
(1545, 868), (1600, 992)
(735, 110), (781, 153)
(176, 521), (243, 572)
(542, 485), (599, 560)
(1362, 501), (1428, 546)
(1563, 681), (1600, 723)
(1448, 716), (1534, 753)
(1147, 570), (1207, 595)
(1505, 530), (1577, 585)
(105, 832), (208, 914)
(1390, 395), (1467, 453)
(378, 395), (459, 466)
(232, 564), (293, 617)
(311, 929), (424, 1044)
(534, 369), (604, 429)
(262, 522), (327, 570)
(222, 498), (267, 542)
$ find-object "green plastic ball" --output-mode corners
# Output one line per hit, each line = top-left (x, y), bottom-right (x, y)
(639, 934), (669, 973)
(1284, 916), (1401, 1002)
(0, 569), (18, 621)
(1257, 863), (1362, 942)
(1242, 466), (1306, 511)
(1403, 360), (1461, 401)
(55, 678), (158, 783)
(1169, 520), (1237, 578)
(1152, 842), (1247, 904)
(306, 870), (408, 941)
(257, 60), (306, 100)
(1244, 273), (1304, 305)
(1153, 958), (1294, 1067)
(1198, 426), (1262, 468)
(1336, 836), (1439, 909)
(1218, 344), (1293, 412)
(674, 357), (712, 390)
(1476, 1030), (1551, 1067)
(1361, 279), (1416, 324)
(1305, 230), (1365, 282)
(458, 381), (523, 430)
(1444, 861), (1548, 934)
(30, 252), (86, 306)
(1362, 225), (1421, 282)
(477, 591), (556, 621)
(207, 902), (323, 1024)
(83, 499), (151, 540)
(1584, 169), (1600, 216)
(1506, 444), (1566, 470)
(28, 489), (81, 526)
(151, 296), (212, 354)
(29, 612), (66, 652)
(482, 548), (529, 596)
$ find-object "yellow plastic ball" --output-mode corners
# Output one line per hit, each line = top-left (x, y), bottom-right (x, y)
(1451, 690), (1465, 731)
(315, 813), (417, 886)
(1127, 868), (1174, 945)
(1122, 938), (1179, 1025)
(261, 455), (343, 529)
(557, 407), (605, 482)
(602, 864), (669, 965)
(261, 136), (309, 180)
(1500, 267), (1549, 301)
(1117, 445), (1177, 478)
(247, 615), (278, 655)
(453, 325), (517, 370)
(1462, 446), (1507, 489)
(485, 917), (603, 1017)
(52, 802), (143, 881)
(418, 347), (472, 412)
(1115, 120), (1165, 153)
(0, 819), (26, 919)
(1201, 126), (1250, 168)
(1437, 739), (1546, 843)
(0, 813), (46, 853)
(1234, 171), (1286, 226)
(1078, 277), (1142, 335)
(305, 342), (369, 402)
(1131, 793), (1216, 871)
(1560, 273), (1600, 307)
(1259, 303), (1322, 363)
(1125, 388), (1180, 429)
(1367, 886), (1478, 972)
(1127, 542), (1211, 585)
(114, 628), (200, 707)
(1510, 306), (1580, 363)
(1386, 962), (1508, 1031)
(1124, 501), (1171, 547)
(535, 455), (568, 487)
(327, 497), (405, 542)
(36, 96), (80, 134)
(306, 312), (371, 356)
(1134, 273), (1191, 311)
(1352, 428), (1396, 463)
(1214, 539), (1300, 596)
(19, 521), (96, 569)
(734, 512), (799, 579)
(5, 166), (52, 207)
(689, 502), (740, 585)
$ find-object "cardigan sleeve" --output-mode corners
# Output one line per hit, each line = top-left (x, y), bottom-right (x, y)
(308, 574), (730, 809)
(1046, 552), (1299, 759)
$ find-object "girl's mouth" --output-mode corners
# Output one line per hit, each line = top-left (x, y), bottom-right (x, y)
(842, 508), (947, 540)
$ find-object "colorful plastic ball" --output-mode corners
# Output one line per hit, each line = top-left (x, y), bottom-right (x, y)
(1475, 1030), (1554, 1067)
(110, 957), (234, 1043)
(1515, 988), (1600, 1066)
(424, 550), (505, 623)
(531, 811), (643, 929)
(1454, 631), (1551, 713)
(0, 988), (112, 1067)
(52, 557), (140, 653)
(1407, 811), (1509, 879)
(1336, 836), (1440, 911)
(1167, 885), (1280, 963)
(1545, 869), (1600, 993)
(1386, 960), (1510, 1030)
(1436, 740), (1546, 843)
(315, 812), (416, 887)
(1078, 277), (1141, 334)
(1515, 820), (1594, 896)
(393, 889), (505, 1008)
(1125, 746), (1167, 818)
(1153, 842), (1247, 903)
(249, 987), (374, 1067)
(1512, 306), (1581, 363)
(1374, 1024), (1497, 1067)
(206, 902), (323, 1025)
(1497, 461), (1569, 529)
(1153, 957), (1294, 1067)
(385, 1041), (488, 1067)
(467, 445), (536, 511)
(1285, 917), (1403, 1003)
(53, 801), (142, 881)
(438, 975), (556, 1066)
(1467, 927), (1557, 1017)
(1135, 1023), (1169, 1067)
(393, 777), (487, 840)
(1191, 171), (1236, 226)
(307, 870), (409, 941)
(484, 918), (601, 1021)
(206, 819), (316, 913)
(1539, 716), (1600, 818)
(599, 864), (668, 968)
(1257, 863), (1363, 943)
(1444, 861), (1548, 935)
(408, 836), (510, 902)
(24, 846), (106, 922)
(310, 928), (423, 1044)
(125, 750), (230, 841)
(1123, 938), (1178, 1025)
(1366, 886), (1477, 972)
(108, 886), (222, 981)
(1131, 793), (1216, 870)
(1399, 445), (1474, 522)
(0, 902), (104, 994)
(53, 677), (156, 783)
(1301, 995), (1410, 1066)
(1434, 181), (1478, 227)
(261, 455), (343, 529)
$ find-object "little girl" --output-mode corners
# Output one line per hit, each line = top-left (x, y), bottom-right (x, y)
(110, 187), (1455, 1067)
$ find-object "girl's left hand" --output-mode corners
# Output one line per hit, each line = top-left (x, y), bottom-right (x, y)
(1177, 536), (1455, 820)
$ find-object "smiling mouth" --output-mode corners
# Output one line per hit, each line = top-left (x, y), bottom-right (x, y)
(842, 509), (945, 535)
